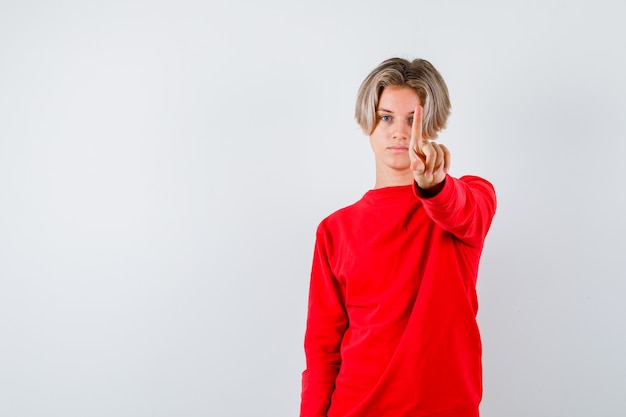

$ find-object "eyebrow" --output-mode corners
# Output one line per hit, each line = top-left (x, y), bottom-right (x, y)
(377, 108), (415, 115)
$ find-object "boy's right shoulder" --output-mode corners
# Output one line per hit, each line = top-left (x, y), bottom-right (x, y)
(317, 196), (366, 232)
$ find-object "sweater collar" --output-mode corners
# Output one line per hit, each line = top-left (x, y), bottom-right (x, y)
(363, 184), (417, 206)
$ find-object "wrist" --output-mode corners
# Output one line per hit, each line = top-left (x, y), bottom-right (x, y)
(415, 177), (446, 198)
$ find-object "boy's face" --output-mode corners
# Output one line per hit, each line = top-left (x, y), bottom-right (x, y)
(369, 86), (422, 174)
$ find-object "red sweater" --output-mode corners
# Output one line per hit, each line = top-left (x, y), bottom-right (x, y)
(301, 175), (497, 417)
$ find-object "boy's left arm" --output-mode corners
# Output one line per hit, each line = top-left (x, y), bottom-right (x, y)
(414, 174), (497, 246)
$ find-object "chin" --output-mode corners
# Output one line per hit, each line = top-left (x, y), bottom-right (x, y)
(387, 159), (411, 171)
(387, 165), (411, 173)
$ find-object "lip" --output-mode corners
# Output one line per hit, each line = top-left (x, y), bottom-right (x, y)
(388, 146), (408, 153)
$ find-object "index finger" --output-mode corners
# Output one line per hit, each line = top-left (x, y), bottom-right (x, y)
(412, 105), (424, 146)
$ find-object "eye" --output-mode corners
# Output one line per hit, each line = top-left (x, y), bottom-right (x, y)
(408, 117), (415, 124)
(380, 115), (391, 122)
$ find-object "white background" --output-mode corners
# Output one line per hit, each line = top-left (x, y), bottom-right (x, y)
(1, 1), (625, 416)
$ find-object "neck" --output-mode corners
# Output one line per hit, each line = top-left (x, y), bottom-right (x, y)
(373, 166), (414, 189)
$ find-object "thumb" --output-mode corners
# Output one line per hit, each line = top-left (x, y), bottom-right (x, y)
(410, 151), (425, 172)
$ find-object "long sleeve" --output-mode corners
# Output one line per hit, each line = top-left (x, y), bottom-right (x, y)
(415, 174), (497, 247)
(301, 224), (348, 417)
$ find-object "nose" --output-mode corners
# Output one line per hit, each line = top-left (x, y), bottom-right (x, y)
(391, 121), (410, 141)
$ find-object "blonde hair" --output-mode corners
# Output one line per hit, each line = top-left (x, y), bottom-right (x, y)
(355, 58), (451, 139)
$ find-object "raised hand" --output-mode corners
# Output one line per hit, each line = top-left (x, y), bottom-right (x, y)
(409, 105), (450, 190)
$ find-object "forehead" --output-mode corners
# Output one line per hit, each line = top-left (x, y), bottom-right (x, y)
(377, 86), (421, 111)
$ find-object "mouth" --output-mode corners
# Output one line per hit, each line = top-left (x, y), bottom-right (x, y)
(388, 146), (408, 153)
